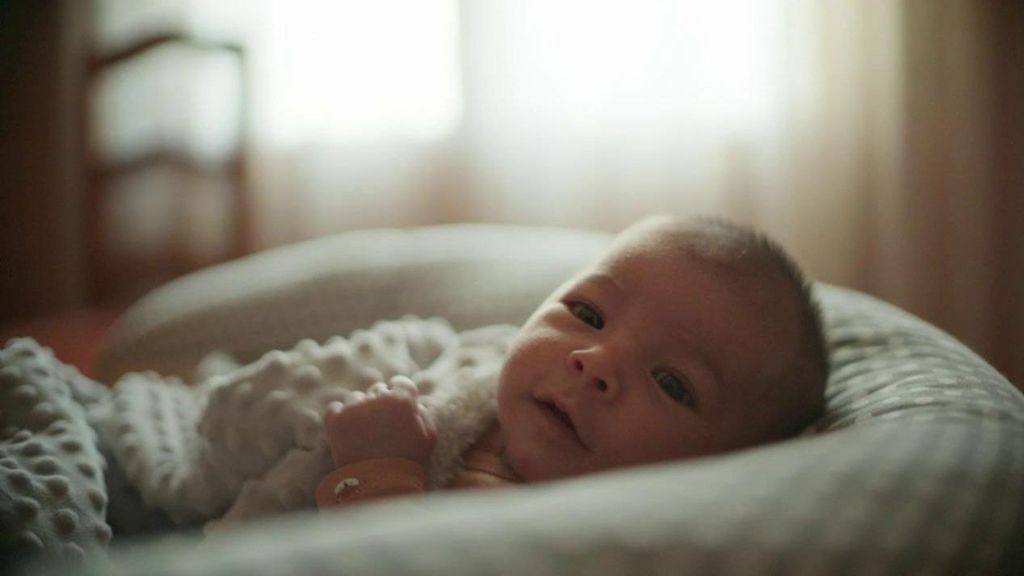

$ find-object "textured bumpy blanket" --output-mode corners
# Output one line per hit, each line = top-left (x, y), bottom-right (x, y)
(0, 317), (517, 560)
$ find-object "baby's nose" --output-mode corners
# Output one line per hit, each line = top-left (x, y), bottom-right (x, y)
(568, 350), (616, 395)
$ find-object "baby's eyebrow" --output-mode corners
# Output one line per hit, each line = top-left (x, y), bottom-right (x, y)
(578, 272), (625, 303)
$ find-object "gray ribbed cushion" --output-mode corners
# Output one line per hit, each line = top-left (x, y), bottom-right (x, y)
(62, 225), (1023, 576)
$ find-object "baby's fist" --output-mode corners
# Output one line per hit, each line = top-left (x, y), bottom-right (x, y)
(324, 376), (437, 469)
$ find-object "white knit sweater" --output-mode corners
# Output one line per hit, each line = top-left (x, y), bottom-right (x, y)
(90, 317), (518, 531)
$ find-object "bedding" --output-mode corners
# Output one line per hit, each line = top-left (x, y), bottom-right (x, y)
(1, 318), (516, 557)
(4, 224), (1023, 575)
(0, 340), (111, 563)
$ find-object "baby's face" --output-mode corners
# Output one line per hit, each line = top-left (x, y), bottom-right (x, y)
(496, 229), (797, 482)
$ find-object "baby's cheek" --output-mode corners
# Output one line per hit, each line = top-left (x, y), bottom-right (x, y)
(494, 362), (518, 417)
(499, 341), (534, 383)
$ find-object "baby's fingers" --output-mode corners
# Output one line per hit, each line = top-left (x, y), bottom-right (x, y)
(366, 381), (390, 396)
(388, 375), (419, 397)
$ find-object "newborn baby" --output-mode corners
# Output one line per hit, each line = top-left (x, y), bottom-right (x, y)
(317, 215), (829, 506)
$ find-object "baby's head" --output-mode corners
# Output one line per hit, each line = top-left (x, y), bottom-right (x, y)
(497, 215), (829, 481)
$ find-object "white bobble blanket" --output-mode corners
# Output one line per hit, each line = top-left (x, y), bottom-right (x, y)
(1, 317), (518, 552)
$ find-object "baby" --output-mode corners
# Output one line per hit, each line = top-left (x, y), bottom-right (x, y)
(316, 216), (829, 506)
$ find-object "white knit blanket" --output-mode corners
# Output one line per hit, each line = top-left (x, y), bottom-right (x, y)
(90, 317), (517, 531)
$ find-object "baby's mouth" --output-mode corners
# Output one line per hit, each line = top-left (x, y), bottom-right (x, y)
(537, 398), (588, 449)
(544, 401), (576, 434)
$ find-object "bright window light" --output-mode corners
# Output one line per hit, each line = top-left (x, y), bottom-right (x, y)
(253, 0), (462, 144)
(500, 0), (782, 131)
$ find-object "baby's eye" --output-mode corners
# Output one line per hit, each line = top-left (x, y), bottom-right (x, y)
(653, 369), (693, 406)
(568, 301), (604, 329)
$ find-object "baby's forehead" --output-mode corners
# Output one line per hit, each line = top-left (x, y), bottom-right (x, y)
(594, 216), (806, 312)
(606, 224), (801, 357)
(617, 220), (748, 264)
(599, 231), (749, 293)
(593, 232), (788, 333)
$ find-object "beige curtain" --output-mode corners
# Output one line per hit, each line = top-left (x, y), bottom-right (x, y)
(91, 0), (1023, 384)
(780, 0), (1022, 383)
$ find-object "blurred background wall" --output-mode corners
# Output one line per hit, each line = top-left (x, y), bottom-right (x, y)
(1, 0), (1021, 384)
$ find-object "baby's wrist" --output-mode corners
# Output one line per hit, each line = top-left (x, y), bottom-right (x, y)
(331, 451), (431, 469)
(316, 458), (427, 507)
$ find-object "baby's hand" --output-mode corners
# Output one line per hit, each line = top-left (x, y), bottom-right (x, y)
(324, 376), (437, 469)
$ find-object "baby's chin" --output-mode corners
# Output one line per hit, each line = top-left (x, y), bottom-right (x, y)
(504, 452), (556, 483)
(501, 440), (590, 483)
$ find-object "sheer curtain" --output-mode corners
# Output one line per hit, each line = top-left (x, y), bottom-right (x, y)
(93, 0), (1022, 382)
(94, 0), (808, 240)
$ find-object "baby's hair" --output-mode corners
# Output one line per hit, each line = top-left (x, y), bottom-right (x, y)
(626, 215), (830, 442)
